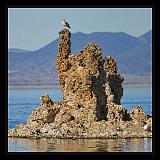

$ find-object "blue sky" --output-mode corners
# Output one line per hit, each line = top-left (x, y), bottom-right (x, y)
(8, 8), (152, 51)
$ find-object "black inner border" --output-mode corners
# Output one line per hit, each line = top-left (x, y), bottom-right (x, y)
(0, 0), (159, 159)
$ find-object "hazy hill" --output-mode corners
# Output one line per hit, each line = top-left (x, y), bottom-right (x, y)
(8, 30), (152, 86)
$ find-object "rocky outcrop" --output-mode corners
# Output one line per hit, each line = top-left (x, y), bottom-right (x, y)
(104, 56), (124, 105)
(8, 29), (152, 139)
(8, 94), (152, 138)
(55, 29), (125, 122)
(56, 29), (71, 91)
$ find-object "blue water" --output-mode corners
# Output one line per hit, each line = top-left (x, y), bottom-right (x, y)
(122, 87), (152, 115)
(8, 87), (152, 129)
(8, 89), (62, 129)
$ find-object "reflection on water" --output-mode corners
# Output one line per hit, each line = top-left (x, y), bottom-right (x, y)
(8, 138), (152, 152)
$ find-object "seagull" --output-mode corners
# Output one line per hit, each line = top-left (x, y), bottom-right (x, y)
(61, 19), (71, 29)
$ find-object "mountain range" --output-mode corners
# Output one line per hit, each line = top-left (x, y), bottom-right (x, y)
(8, 30), (152, 86)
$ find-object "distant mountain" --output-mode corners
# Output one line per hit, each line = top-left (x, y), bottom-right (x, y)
(8, 30), (152, 86)
(9, 48), (31, 53)
(139, 30), (152, 42)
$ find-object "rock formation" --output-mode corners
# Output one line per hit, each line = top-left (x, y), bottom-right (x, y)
(8, 29), (152, 139)
(55, 29), (128, 123)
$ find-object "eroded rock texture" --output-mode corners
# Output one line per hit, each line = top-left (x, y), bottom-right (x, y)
(56, 29), (125, 122)
(104, 56), (124, 105)
(8, 29), (152, 138)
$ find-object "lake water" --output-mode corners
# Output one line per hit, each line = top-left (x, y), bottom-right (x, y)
(8, 87), (152, 152)
(8, 137), (152, 152)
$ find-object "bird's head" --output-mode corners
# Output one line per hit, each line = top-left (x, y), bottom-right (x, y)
(61, 19), (65, 22)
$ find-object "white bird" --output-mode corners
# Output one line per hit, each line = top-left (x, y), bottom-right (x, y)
(144, 124), (152, 131)
(61, 19), (71, 29)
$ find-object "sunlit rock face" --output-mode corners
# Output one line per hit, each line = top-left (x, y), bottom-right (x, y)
(56, 29), (125, 122)
(104, 56), (124, 105)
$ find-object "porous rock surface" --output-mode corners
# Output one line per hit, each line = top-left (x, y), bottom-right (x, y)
(8, 29), (152, 139)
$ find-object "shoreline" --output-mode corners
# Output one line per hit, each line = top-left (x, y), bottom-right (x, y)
(8, 84), (151, 90)
(8, 136), (152, 140)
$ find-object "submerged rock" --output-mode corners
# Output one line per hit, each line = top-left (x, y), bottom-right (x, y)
(8, 28), (152, 139)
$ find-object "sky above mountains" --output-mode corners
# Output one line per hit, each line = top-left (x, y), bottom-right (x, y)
(8, 8), (152, 51)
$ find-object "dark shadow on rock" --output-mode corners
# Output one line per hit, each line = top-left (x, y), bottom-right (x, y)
(122, 109), (132, 121)
(91, 68), (108, 121)
(45, 109), (56, 123)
